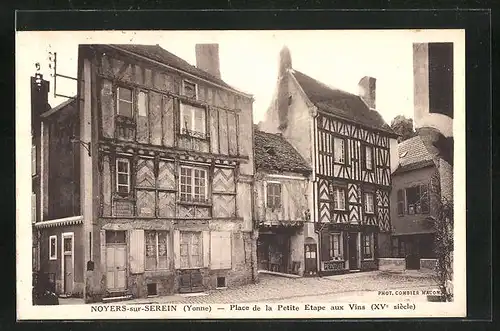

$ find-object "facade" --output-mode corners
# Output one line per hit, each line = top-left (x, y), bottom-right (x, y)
(258, 47), (399, 275)
(381, 136), (441, 272)
(253, 129), (315, 277)
(33, 43), (256, 303)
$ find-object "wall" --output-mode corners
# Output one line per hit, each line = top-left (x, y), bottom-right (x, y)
(38, 225), (85, 297)
(45, 101), (80, 220)
(390, 165), (440, 235)
(379, 258), (405, 272)
(254, 173), (309, 223)
(289, 229), (305, 276)
(259, 72), (314, 166)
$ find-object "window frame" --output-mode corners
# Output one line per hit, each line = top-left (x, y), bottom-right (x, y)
(31, 192), (37, 223)
(405, 184), (430, 215)
(137, 90), (149, 117)
(333, 137), (347, 164)
(364, 192), (375, 214)
(179, 231), (203, 269)
(364, 145), (374, 170)
(362, 233), (374, 260)
(265, 181), (282, 209)
(116, 86), (134, 118)
(397, 189), (405, 216)
(329, 233), (343, 261)
(182, 80), (198, 99)
(116, 158), (131, 196)
(145, 230), (169, 271)
(332, 186), (347, 211)
(49, 235), (57, 260)
(179, 165), (209, 203)
(179, 102), (207, 139)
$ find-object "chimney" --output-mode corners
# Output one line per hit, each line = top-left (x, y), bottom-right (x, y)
(358, 76), (376, 109)
(278, 45), (292, 76)
(195, 44), (221, 79)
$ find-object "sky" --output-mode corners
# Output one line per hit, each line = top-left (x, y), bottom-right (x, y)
(16, 30), (464, 125)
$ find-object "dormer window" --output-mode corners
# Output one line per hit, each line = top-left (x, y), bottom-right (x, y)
(183, 80), (197, 99)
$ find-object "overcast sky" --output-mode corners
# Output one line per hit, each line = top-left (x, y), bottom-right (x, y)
(16, 30), (464, 125)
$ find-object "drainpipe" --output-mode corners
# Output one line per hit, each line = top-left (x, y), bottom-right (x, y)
(310, 107), (323, 277)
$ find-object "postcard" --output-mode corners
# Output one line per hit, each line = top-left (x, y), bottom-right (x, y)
(16, 29), (465, 319)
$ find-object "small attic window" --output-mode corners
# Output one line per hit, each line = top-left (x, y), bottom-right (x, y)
(400, 151), (408, 158)
(288, 95), (293, 106)
(264, 146), (276, 156)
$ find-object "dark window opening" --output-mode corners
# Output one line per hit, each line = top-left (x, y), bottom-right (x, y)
(106, 231), (126, 244)
(217, 277), (226, 288)
(147, 283), (157, 296)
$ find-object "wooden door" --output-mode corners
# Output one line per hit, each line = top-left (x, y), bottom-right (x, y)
(405, 239), (420, 270)
(304, 244), (317, 276)
(106, 245), (127, 291)
(348, 233), (358, 270)
(62, 235), (73, 295)
(179, 269), (204, 293)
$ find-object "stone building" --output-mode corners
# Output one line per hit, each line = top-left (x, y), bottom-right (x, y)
(33, 43), (256, 302)
(379, 135), (440, 272)
(253, 129), (315, 277)
(258, 46), (399, 275)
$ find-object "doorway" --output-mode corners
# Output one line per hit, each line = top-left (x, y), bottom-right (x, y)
(348, 232), (359, 270)
(61, 233), (74, 295)
(179, 269), (204, 293)
(304, 238), (318, 276)
(405, 238), (420, 270)
(105, 231), (127, 292)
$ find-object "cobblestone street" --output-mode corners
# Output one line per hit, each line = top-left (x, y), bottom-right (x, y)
(103, 270), (435, 305)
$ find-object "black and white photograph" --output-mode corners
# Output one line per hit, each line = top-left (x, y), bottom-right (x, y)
(16, 29), (465, 319)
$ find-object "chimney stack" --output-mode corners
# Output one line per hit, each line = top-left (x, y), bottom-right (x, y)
(358, 76), (376, 109)
(195, 44), (221, 79)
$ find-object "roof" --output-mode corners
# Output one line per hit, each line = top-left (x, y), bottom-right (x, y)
(394, 135), (436, 174)
(291, 70), (395, 135)
(41, 97), (77, 118)
(107, 44), (249, 97)
(254, 130), (311, 174)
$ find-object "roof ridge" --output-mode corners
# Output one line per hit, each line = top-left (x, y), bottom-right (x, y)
(292, 69), (357, 97)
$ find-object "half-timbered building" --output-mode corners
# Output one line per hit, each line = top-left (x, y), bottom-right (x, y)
(34, 43), (256, 303)
(254, 129), (315, 277)
(258, 47), (399, 275)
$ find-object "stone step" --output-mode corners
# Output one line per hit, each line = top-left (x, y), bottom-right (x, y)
(102, 295), (133, 303)
(258, 270), (301, 278)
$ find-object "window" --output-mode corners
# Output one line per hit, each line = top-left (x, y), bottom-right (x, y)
(333, 137), (346, 164)
(180, 166), (208, 203)
(180, 103), (206, 139)
(364, 192), (375, 214)
(329, 233), (342, 260)
(117, 87), (133, 118)
(332, 187), (346, 210)
(363, 233), (374, 259)
(364, 146), (374, 170)
(49, 235), (57, 260)
(137, 91), (148, 117)
(180, 232), (202, 269)
(183, 80), (197, 99)
(116, 158), (131, 195)
(397, 189), (405, 216)
(31, 143), (36, 176)
(145, 231), (168, 270)
(266, 182), (282, 209)
(405, 184), (430, 215)
(106, 231), (126, 244)
(31, 193), (36, 223)
(63, 236), (72, 254)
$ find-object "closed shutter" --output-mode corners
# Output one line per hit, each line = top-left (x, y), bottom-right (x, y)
(321, 231), (330, 262)
(210, 232), (232, 270)
(129, 229), (144, 274)
(173, 230), (180, 269)
(397, 189), (404, 215)
(202, 231), (210, 268)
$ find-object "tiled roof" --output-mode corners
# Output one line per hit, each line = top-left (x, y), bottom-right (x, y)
(254, 130), (311, 174)
(394, 135), (436, 174)
(291, 70), (395, 135)
(109, 44), (245, 95)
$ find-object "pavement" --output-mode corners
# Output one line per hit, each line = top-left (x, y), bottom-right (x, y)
(59, 269), (438, 305)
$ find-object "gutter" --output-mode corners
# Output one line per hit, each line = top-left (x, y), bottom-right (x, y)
(104, 45), (254, 100)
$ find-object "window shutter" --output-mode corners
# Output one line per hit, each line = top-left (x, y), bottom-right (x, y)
(129, 229), (145, 274)
(361, 145), (366, 170)
(210, 232), (232, 270)
(397, 189), (404, 215)
(202, 231), (210, 268)
(173, 230), (180, 269)
(421, 184), (430, 214)
(321, 231), (330, 262)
